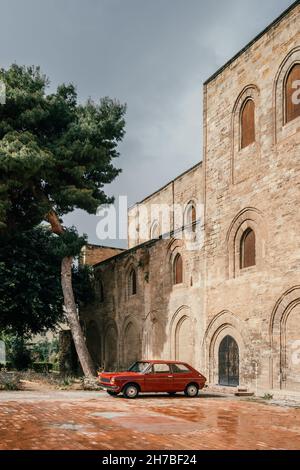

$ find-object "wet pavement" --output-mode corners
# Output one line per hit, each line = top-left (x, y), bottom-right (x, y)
(0, 390), (300, 450)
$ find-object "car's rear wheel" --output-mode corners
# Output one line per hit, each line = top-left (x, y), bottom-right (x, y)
(107, 391), (118, 397)
(123, 384), (139, 399)
(184, 383), (199, 397)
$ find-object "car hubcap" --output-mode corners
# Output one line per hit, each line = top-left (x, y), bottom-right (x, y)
(188, 386), (197, 396)
(127, 386), (137, 397)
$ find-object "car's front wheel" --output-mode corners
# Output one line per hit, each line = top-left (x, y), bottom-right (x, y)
(184, 383), (199, 397)
(123, 384), (139, 399)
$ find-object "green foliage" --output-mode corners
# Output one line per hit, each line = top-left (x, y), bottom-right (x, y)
(4, 336), (32, 371)
(32, 362), (53, 373)
(1, 334), (59, 371)
(0, 227), (95, 335)
(0, 64), (126, 233)
(31, 338), (59, 363)
(52, 227), (87, 258)
(73, 264), (96, 305)
(262, 393), (274, 401)
(0, 228), (64, 335)
(0, 64), (124, 343)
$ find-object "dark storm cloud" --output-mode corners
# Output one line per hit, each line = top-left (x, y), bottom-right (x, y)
(0, 0), (295, 245)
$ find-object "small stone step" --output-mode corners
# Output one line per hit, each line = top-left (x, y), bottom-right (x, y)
(235, 391), (254, 397)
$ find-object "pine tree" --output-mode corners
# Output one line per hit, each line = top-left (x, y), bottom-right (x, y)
(0, 65), (126, 376)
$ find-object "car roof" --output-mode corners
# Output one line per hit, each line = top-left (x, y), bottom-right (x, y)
(140, 360), (190, 365)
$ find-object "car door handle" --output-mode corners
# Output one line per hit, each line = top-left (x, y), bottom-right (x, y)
(168, 375), (173, 378)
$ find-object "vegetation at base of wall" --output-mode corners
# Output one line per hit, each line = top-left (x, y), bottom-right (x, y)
(0, 372), (21, 391)
(0, 370), (86, 391)
(31, 362), (53, 373)
(262, 393), (274, 401)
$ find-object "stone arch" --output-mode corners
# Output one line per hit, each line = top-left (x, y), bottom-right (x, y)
(218, 335), (240, 387)
(203, 310), (248, 386)
(226, 207), (267, 278)
(94, 268), (105, 303)
(240, 98), (255, 149)
(86, 320), (102, 370)
(285, 64), (300, 124)
(150, 220), (160, 240)
(122, 317), (141, 368)
(167, 238), (184, 260)
(270, 286), (300, 391)
(231, 84), (260, 183)
(124, 260), (138, 299)
(184, 199), (197, 227)
(128, 268), (137, 296)
(167, 239), (185, 286)
(170, 306), (195, 365)
(274, 47), (300, 143)
(143, 310), (163, 359)
(124, 255), (136, 274)
(104, 321), (118, 371)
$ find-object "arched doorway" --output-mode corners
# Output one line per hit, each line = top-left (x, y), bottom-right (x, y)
(175, 316), (193, 364)
(86, 321), (102, 369)
(219, 335), (239, 387)
(124, 322), (140, 368)
(282, 303), (300, 391)
(104, 325), (118, 371)
(143, 312), (162, 359)
(270, 288), (300, 391)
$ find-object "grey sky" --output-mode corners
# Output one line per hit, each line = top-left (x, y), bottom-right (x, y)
(0, 0), (295, 246)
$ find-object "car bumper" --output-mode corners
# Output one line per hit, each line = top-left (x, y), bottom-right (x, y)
(99, 383), (121, 392)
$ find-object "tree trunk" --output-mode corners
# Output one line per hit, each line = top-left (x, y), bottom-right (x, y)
(61, 256), (96, 377)
(46, 210), (96, 377)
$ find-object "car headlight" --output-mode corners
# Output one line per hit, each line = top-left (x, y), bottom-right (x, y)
(110, 377), (116, 384)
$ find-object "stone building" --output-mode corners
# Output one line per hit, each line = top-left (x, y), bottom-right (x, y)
(81, 1), (300, 394)
(82, 163), (204, 372)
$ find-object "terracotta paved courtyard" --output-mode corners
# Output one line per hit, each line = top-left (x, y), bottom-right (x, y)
(0, 390), (300, 450)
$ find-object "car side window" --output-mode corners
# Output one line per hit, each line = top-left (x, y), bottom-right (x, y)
(152, 363), (171, 374)
(171, 364), (190, 374)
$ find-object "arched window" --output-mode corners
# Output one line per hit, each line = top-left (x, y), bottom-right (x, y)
(173, 254), (183, 285)
(241, 99), (255, 149)
(128, 268), (137, 296)
(240, 228), (256, 269)
(150, 221), (160, 240)
(185, 203), (197, 232)
(95, 276), (104, 302)
(285, 64), (300, 124)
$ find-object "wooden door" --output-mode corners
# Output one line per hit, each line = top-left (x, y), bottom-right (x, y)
(219, 336), (239, 387)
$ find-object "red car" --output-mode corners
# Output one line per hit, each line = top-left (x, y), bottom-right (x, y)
(98, 360), (206, 399)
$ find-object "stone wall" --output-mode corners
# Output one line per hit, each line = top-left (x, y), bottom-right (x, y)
(81, 245), (124, 266)
(128, 163), (202, 248)
(81, 163), (204, 372)
(203, 2), (300, 392)
(82, 236), (204, 372)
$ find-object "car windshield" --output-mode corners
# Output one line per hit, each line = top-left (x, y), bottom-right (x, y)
(128, 362), (150, 373)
